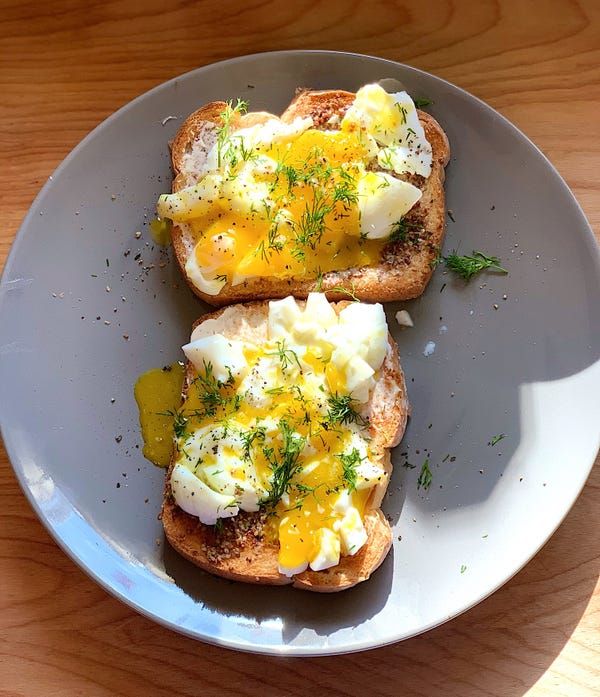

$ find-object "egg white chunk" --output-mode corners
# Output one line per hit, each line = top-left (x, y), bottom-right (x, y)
(170, 463), (238, 525)
(156, 174), (223, 222)
(342, 83), (432, 177)
(182, 334), (247, 383)
(337, 302), (388, 370)
(357, 171), (422, 239)
(268, 296), (302, 340)
(335, 507), (368, 556)
(184, 254), (226, 296)
(309, 527), (341, 571)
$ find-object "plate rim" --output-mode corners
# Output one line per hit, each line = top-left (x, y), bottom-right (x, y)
(1, 49), (599, 656)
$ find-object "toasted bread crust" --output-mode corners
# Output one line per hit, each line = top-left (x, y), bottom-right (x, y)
(169, 88), (450, 306)
(161, 300), (408, 591)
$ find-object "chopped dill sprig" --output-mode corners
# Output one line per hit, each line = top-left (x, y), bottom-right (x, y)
(388, 217), (423, 244)
(192, 360), (234, 417)
(413, 97), (432, 109)
(325, 394), (365, 427)
(156, 409), (189, 439)
(444, 251), (508, 282)
(240, 425), (266, 461)
(294, 189), (330, 250)
(488, 433), (506, 447)
(417, 458), (433, 491)
(266, 339), (303, 373)
(328, 284), (359, 302)
(216, 98), (248, 168)
(261, 420), (306, 507)
(339, 448), (363, 491)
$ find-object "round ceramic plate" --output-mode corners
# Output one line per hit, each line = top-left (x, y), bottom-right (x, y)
(1, 51), (599, 656)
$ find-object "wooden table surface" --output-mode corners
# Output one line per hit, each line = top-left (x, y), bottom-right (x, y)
(1, 1), (599, 695)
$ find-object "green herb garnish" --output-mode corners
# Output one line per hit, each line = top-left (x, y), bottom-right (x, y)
(488, 433), (505, 447)
(328, 284), (359, 302)
(216, 98), (248, 168)
(389, 217), (423, 244)
(417, 458), (433, 491)
(413, 97), (432, 109)
(240, 425), (266, 461)
(339, 448), (363, 491)
(266, 339), (303, 373)
(444, 251), (508, 282)
(261, 420), (306, 507)
(192, 360), (234, 417)
(325, 394), (365, 427)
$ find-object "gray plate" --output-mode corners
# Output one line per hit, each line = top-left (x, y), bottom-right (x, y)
(1, 50), (599, 656)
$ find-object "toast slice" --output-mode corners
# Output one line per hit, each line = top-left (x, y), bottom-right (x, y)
(161, 298), (409, 591)
(168, 87), (450, 306)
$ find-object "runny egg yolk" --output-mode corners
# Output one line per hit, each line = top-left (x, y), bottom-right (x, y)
(276, 459), (371, 573)
(188, 129), (387, 281)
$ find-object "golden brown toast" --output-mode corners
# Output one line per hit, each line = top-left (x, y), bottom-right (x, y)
(169, 88), (450, 306)
(161, 299), (409, 592)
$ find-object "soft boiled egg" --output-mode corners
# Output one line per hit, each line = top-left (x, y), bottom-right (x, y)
(342, 83), (433, 177)
(157, 85), (433, 295)
(170, 294), (393, 576)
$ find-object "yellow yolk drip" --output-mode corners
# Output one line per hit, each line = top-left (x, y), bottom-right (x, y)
(189, 129), (387, 282)
(134, 362), (185, 467)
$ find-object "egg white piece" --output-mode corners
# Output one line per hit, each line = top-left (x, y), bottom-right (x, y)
(237, 355), (281, 408)
(342, 83), (432, 177)
(356, 171), (422, 239)
(354, 459), (387, 490)
(338, 302), (388, 370)
(268, 296), (302, 340)
(335, 507), (368, 556)
(156, 173), (223, 222)
(184, 254), (226, 296)
(182, 334), (247, 383)
(171, 463), (238, 525)
(309, 527), (341, 571)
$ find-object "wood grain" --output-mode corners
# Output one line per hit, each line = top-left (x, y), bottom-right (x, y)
(1, 1), (599, 695)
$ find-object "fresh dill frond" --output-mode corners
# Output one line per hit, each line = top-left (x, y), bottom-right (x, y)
(388, 217), (423, 244)
(413, 97), (432, 109)
(240, 425), (267, 461)
(274, 162), (301, 192)
(339, 448), (363, 491)
(328, 284), (359, 302)
(325, 394), (365, 427)
(294, 189), (331, 251)
(314, 270), (324, 292)
(266, 339), (303, 373)
(261, 420), (306, 507)
(488, 433), (506, 447)
(156, 409), (188, 439)
(332, 170), (358, 206)
(417, 458), (433, 491)
(444, 250), (508, 282)
(395, 103), (408, 124)
(192, 360), (234, 417)
(216, 98), (249, 168)
(264, 386), (286, 396)
(429, 249), (443, 269)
